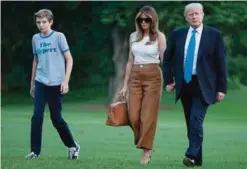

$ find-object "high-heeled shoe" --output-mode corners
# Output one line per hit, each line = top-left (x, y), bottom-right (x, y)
(140, 150), (152, 164)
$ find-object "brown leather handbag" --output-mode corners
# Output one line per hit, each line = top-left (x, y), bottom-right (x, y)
(106, 95), (130, 127)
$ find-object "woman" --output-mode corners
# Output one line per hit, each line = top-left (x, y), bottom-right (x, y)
(119, 5), (166, 164)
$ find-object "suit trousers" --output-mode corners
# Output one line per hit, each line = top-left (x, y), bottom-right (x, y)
(180, 75), (209, 165)
(128, 63), (163, 150)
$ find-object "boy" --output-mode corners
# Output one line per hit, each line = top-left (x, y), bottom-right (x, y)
(26, 9), (80, 160)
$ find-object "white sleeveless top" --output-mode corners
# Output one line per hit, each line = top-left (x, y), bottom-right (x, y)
(130, 32), (160, 65)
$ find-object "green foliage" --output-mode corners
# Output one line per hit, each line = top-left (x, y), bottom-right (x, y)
(5, 65), (28, 90)
(228, 55), (247, 85)
(64, 1), (81, 10)
(1, 1), (247, 93)
(240, 30), (247, 43)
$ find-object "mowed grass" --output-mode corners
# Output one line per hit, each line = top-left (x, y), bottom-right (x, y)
(1, 88), (247, 169)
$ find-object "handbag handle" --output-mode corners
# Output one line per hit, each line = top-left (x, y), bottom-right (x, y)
(116, 93), (127, 103)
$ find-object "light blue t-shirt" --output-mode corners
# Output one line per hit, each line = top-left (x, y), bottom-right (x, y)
(32, 30), (69, 86)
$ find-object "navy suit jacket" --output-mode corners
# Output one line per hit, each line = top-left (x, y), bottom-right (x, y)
(163, 25), (227, 104)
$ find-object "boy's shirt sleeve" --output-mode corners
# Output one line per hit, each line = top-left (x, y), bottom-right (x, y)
(32, 36), (37, 55)
(58, 33), (70, 53)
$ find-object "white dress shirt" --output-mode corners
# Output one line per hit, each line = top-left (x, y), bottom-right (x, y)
(184, 24), (203, 75)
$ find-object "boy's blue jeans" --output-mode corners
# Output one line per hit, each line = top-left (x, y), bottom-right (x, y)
(30, 80), (76, 155)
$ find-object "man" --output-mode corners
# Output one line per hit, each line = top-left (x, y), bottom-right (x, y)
(26, 9), (80, 159)
(162, 3), (227, 167)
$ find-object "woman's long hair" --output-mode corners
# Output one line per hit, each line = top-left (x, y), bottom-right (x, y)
(134, 5), (159, 43)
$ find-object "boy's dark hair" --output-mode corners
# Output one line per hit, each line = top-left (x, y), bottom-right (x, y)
(34, 9), (53, 22)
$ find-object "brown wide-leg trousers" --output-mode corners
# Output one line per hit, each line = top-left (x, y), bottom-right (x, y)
(128, 63), (163, 150)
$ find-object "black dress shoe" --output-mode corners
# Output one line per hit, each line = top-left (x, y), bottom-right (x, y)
(183, 157), (195, 167)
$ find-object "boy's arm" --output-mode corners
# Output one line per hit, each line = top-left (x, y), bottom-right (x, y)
(30, 36), (37, 97)
(60, 51), (73, 94)
(30, 55), (38, 97)
(63, 51), (73, 84)
(31, 55), (38, 85)
(58, 33), (72, 94)
(58, 33), (73, 94)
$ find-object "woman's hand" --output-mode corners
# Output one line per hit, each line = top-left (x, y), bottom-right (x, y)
(119, 85), (128, 97)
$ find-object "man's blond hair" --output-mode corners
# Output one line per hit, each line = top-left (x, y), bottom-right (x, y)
(184, 3), (204, 16)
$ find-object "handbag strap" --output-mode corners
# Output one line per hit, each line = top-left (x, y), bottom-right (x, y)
(116, 93), (126, 102)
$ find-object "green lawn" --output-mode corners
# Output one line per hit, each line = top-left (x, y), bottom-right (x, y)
(1, 88), (247, 169)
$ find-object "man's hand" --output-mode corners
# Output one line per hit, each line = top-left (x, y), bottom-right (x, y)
(216, 92), (225, 101)
(61, 81), (69, 94)
(166, 83), (175, 92)
(30, 84), (35, 98)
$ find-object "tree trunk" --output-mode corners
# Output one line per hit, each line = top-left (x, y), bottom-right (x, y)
(108, 26), (129, 105)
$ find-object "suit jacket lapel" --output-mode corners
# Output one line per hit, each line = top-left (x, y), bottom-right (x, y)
(197, 25), (207, 64)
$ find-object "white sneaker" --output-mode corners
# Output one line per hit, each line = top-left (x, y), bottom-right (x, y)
(25, 152), (39, 159)
(68, 142), (80, 160)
